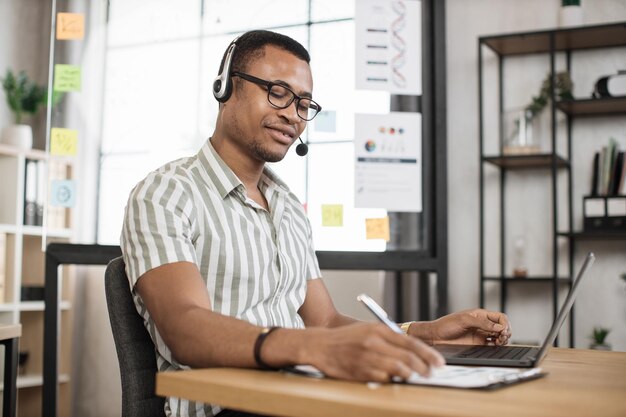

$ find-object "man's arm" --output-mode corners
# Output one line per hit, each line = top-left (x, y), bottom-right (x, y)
(298, 278), (511, 347)
(137, 265), (444, 380)
(297, 278), (358, 328)
(135, 261), (267, 368)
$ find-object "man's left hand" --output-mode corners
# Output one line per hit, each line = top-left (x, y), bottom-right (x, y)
(411, 309), (511, 346)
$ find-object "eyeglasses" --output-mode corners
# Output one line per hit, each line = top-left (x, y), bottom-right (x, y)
(232, 71), (322, 121)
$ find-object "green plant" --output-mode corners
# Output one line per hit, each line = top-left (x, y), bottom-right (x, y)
(591, 327), (610, 345)
(1, 69), (47, 124)
(620, 272), (626, 283)
(562, 0), (581, 6)
(525, 71), (574, 118)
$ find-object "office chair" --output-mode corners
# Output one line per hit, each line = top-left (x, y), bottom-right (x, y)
(105, 257), (166, 417)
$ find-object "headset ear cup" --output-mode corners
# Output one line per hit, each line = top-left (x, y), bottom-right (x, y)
(213, 77), (232, 103)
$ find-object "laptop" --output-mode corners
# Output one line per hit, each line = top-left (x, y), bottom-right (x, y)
(434, 252), (595, 368)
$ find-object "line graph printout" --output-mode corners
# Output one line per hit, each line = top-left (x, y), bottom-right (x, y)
(355, 0), (422, 95)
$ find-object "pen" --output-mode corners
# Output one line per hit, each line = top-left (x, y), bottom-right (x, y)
(357, 293), (404, 334)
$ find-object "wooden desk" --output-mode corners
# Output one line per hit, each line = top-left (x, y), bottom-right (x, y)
(156, 348), (626, 417)
(0, 324), (21, 417)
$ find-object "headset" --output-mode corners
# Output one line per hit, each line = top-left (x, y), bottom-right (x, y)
(213, 38), (238, 103)
(212, 36), (309, 156)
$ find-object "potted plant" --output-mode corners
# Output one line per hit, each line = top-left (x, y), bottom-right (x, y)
(589, 327), (611, 350)
(504, 71), (573, 155)
(1, 69), (47, 150)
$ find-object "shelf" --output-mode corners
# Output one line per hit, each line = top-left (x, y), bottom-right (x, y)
(0, 144), (48, 160)
(483, 154), (569, 169)
(558, 231), (626, 240)
(0, 303), (16, 312)
(0, 373), (69, 391)
(0, 224), (18, 234)
(557, 96), (626, 116)
(22, 226), (73, 239)
(19, 301), (71, 312)
(481, 22), (626, 56)
(484, 276), (571, 283)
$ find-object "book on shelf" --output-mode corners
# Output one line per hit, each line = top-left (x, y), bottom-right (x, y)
(591, 138), (625, 197)
(23, 159), (39, 226)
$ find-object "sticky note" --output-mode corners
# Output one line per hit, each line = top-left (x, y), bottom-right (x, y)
(50, 128), (78, 156)
(54, 64), (81, 92)
(56, 13), (85, 40)
(50, 180), (76, 208)
(322, 204), (343, 227)
(365, 217), (390, 241)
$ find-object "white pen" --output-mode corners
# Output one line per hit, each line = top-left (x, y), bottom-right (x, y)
(357, 293), (404, 334)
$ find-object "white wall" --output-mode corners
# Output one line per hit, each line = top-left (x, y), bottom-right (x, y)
(0, 0), (51, 149)
(446, 0), (626, 350)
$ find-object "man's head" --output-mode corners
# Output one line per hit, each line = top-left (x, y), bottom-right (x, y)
(212, 30), (319, 164)
(213, 30), (310, 103)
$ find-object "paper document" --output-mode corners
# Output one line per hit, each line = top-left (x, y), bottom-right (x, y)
(285, 365), (544, 389)
(406, 365), (544, 388)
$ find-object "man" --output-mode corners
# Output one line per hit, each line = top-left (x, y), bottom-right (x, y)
(121, 30), (511, 417)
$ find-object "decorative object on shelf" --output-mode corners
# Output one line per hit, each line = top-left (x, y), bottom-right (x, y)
(18, 351), (29, 375)
(589, 327), (611, 350)
(512, 235), (528, 278)
(503, 71), (573, 155)
(0, 69), (47, 150)
(559, 0), (583, 27)
(592, 70), (626, 98)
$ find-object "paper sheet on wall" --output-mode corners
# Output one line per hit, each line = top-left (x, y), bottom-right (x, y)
(50, 180), (76, 208)
(355, 112), (422, 212)
(365, 217), (390, 241)
(50, 128), (78, 156)
(56, 13), (85, 40)
(355, 0), (422, 95)
(321, 204), (343, 227)
(54, 64), (81, 92)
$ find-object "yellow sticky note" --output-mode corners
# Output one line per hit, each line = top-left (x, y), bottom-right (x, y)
(50, 128), (78, 156)
(365, 217), (390, 241)
(54, 64), (81, 92)
(321, 204), (343, 227)
(56, 13), (85, 40)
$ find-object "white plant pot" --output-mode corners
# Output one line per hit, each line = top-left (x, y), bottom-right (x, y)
(559, 6), (583, 27)
(1, 124), (33, 150)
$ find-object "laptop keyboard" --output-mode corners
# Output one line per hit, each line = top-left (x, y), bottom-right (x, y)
(455, 346), (533, 360)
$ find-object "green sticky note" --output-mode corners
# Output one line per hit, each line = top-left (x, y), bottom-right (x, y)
(54, 64), (81, 92)
(321, 204), (343, 227)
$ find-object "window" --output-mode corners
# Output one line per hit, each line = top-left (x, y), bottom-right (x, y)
(98, 0), (394, 251)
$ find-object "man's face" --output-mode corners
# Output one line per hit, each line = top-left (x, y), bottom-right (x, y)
(223, 45), (313, 163)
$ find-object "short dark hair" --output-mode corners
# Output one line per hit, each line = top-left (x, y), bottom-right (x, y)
(217, 30), (310, 77)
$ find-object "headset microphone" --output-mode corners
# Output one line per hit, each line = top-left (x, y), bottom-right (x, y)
(295, 137), (308, 156)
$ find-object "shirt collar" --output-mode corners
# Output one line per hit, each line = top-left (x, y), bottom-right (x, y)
(198, 139), (290, 199)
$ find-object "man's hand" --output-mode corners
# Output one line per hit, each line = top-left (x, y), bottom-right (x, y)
(303, 322), (445, 383)
(412, 309), (511, 346)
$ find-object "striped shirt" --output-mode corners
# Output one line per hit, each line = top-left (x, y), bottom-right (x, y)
(121, 138), (321, 417)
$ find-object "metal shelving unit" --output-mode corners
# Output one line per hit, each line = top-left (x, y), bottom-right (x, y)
(478, 22), (626, 347)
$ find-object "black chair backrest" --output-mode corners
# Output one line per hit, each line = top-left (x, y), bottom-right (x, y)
(104, 257), (165, 417)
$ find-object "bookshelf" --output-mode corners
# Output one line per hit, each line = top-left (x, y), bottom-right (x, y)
(0, 145), (74, 416)
(478, 22), (626, 348)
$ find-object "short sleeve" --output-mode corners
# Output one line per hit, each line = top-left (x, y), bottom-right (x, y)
(121, 171), (198, 288)
(305, 218), (322, 281)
